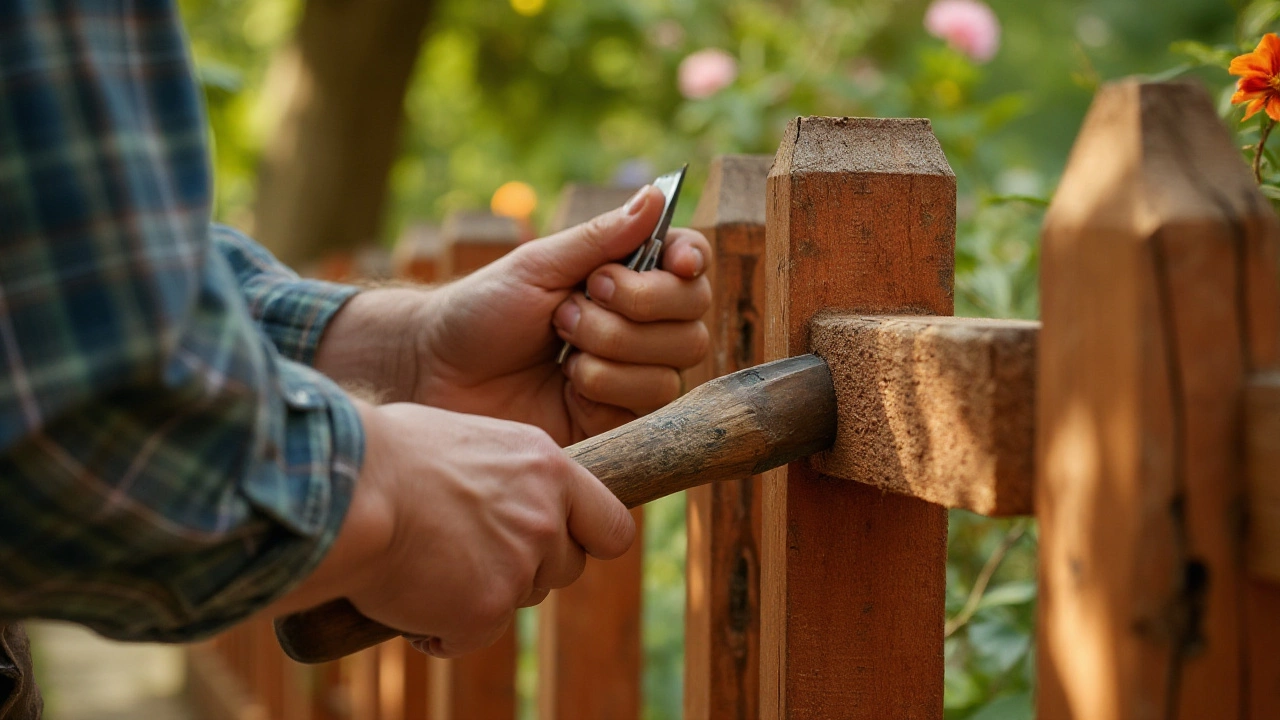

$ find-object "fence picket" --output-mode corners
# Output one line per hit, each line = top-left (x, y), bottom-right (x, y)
(762, 117), (953, 719)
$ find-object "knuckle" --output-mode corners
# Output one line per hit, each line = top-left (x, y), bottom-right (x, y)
(527, 511), (561, 545)
(578, 216), (612, 253)
(592, 506), (634, 560)
(589, 317), (626, 358)
(575, 358), (609, 399)
(686, 323), (711, 365)
(692, 277), (713, 316)
(627, 281), (659, 321)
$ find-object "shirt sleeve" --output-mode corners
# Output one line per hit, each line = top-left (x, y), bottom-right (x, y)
(0, 2), (365, 642)
(211, 224), (360, 366)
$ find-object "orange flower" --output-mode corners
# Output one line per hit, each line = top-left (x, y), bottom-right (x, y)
(1231, 34), (1280, 122)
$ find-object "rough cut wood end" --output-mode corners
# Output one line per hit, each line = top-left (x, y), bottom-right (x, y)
(809, 313), (1038, 516)
(691, 155), (772, 255)
(771, 116), (955, 180)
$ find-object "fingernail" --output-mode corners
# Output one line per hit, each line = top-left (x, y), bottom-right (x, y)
(554, 300), (581, 333)
(588, 274), (615, 303)
(624, 185), (652, 215)
(690, 248), (706, 277)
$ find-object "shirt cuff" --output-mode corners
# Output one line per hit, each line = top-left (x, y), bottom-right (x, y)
(211, 224), (361, 365)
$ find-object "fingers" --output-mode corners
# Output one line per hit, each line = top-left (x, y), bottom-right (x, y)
(564, 353), (681, 415)
(518, 587), (552, 609)
(531, 528), (587, 591)
(554, 293), (709, 368)
(659, 228), (713, 280)
(585, 258), (712, 323)
(510, 185), (667, 289)
(562, 384), (637, 439)
(563, 460), (636, 560)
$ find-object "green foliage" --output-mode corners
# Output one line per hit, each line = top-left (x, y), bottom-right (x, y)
(175, 0), (1263, 717)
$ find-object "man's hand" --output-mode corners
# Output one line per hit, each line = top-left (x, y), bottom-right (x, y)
(314, 185), (713, 444)
(271, 400), (635, 657)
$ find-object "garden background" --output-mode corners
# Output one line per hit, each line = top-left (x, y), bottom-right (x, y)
(174, 0), (1272, 718)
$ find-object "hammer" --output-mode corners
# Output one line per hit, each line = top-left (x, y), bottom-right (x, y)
(275, 354), (836, 664)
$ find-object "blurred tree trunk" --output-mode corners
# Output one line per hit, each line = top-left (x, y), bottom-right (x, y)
(253, 0), (436, 268)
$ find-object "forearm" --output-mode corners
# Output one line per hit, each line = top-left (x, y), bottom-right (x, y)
(312, 288), (436, 404)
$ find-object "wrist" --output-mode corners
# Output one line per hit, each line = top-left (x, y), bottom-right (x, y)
(266, 400), (396, 616)
(313, 287), (433, 402)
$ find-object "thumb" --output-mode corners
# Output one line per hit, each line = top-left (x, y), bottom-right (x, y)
(512, 185), (665, 289)
(564, 460), (636, 561)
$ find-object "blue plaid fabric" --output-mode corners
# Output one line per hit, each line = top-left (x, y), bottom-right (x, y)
(0, 0), (365, 641)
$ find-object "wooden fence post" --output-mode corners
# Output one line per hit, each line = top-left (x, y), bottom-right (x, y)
(684, 155), (772, 720)
(537, 183), (645, 720)
(392, 225), (443, 283)
(762, 117), (954, 719)
(439, 211), (522, 278)
(1037, 80), (1280, 720)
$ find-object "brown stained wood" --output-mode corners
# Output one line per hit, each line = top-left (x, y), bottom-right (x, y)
(275, 355), (837, 665)
(440, 211), (521, 278)
(428, 631), (516, 720)
(536, 183), (646, 720)
(763, 116), (953, 720)
(187, 644), (269, 720)
(346, 648), (380, 720)
(1247, 372), (1280, 583)
(810, 314), (1038, 516)
(392, 225), (443, 283)
(1036, 80), (1280, 720)
(402, 642), (430, 720)
(537, 512), (643, 720)
(547, 185), (638, 233)
(684, 154), (771, 720)
(249, 618), (286, 720)
(378, 641), (405, 720)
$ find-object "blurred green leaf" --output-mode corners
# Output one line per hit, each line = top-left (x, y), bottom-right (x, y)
(977, 581), (1038, 610)
(1169, 40), (1236, 67)
(1241, 1), (1280, 40)
(969, 614), (1031, 674)
(969, 692), (1034, 720)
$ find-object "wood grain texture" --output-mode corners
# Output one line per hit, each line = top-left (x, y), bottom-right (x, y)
(536, 182), (646, 720)
(685, 154), (771, 720)
(275, 355), (837, 665)
(1036, 80), (1280, 720)
(762, 116), (953, 720)
(810, 314), (1037, 516)
(427, 630), (516, 720)
(440, 211), (521, 277)
(1247, 372), (1280, 583)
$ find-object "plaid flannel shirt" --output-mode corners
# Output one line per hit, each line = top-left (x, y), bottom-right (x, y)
(0, 0), (366, 642)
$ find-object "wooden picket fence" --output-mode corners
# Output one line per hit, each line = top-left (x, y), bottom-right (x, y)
(185, 79), (1280, 719)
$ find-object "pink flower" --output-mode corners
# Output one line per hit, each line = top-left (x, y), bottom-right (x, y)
(678, 49), (738, 99)
(924, 0), (1001, 63)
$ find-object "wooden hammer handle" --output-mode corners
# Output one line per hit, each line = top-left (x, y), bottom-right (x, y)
(274, 354), (835, 664)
